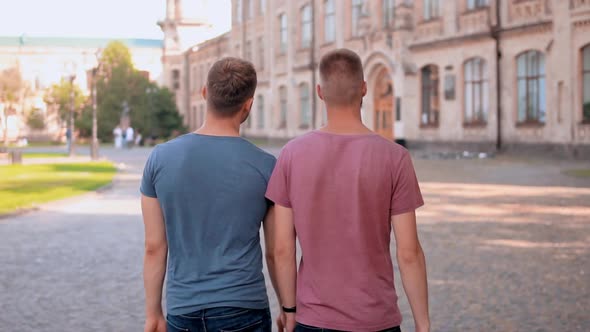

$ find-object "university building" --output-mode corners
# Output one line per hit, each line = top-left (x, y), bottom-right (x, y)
(161, 0), (590, 155)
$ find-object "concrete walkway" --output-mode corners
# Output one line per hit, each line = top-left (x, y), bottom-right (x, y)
(0, 146), (589, 331)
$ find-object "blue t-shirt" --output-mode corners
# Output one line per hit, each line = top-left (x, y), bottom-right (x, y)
(140, 133), (276, 315)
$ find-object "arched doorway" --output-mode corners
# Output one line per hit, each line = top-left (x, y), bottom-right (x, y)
(373, 68), (395, 140)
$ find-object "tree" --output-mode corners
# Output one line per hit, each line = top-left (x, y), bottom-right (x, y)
(27, 108), (45, 130)
(0, 67), (23, 146)
(81, 41), (185, 141)
(44, 78), (87, 124)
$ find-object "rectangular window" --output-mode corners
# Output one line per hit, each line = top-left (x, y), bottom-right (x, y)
(517, 51), (546, 123)
(257, 37), (265, 70)
(467, 0), (488, 10)
(300, 84), (311, 128)
(245, 40), (252, 61)
(352, 0), (366, 37)
(464, 58), (488, 123)
(383, 0), (395, 28)
(172, 69), (180, 90)
(257, 95), (265, 129)
(324, 0), (336, 43)
(423, 0), (440, 20)
(246, 0), (254, 19)
(583, 45), (590, 122)
(279, 14), (288, 54)
(421, 65), (440, 126)
(279, 87), (288, 128)
(259, 0), (266, 15)
(301, 5), (312, 48)
(235, 0), (243, 24)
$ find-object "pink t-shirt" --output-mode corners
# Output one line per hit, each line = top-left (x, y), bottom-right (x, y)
(265, 131), (424, 331)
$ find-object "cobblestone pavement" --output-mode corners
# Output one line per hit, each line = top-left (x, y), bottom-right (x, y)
(1, 147), (589, 331)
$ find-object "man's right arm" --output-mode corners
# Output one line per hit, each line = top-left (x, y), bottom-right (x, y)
(392, 211), (430, 332)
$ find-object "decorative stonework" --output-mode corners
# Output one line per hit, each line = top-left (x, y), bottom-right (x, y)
(459, 8), (491, 35)
(571, 0), (590, 12)
(414, 19), (444, 42)
(509, 0), (549, 24)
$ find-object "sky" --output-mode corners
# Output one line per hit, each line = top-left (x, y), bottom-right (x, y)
(0, 0), (232, 40)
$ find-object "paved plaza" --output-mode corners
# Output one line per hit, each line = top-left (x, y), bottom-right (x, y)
(0, 146), (589, 331)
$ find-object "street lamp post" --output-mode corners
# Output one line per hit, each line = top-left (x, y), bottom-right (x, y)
(68, 74), (76, 157)
(91, 49), (102, 160)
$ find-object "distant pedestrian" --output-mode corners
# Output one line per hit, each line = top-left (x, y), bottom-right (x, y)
(125, 126), (134, 149)
(65, 128), (72, 151)
(135, 131), (143, 147)
(266, 49), (430, 332)
(113, 126), (123, 149)
(140, 57), (274, 332)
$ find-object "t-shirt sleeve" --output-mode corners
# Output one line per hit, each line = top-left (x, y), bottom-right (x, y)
(390, 151), (424, 216)
(265, 150), (292, 208)
(140, 147), (158, 198)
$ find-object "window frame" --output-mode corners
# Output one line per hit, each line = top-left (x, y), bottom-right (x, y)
(301, 4), (312, 49)
(324, 0), (336, 43)
(420, 64), (440, 127)
(257, 95), (265, 129)
(279, 86), (288, 129)
(423, 0), (440, 21)
(351, 0), (365, 37)
(279, 13), (288, 54)
(463, 57), (488, 125)
(516, 50), (546, 125)
(582, 44), (590, 123)
(466, 0), (488, 11)
(383, 0), (396, 29)
(299, 83), (311, 129)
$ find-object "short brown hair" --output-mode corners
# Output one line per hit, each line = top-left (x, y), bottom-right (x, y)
(319, 49), (364, 106)
(207, 57), (257, 116)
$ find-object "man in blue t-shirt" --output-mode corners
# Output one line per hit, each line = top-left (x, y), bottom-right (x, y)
(140, 58), (276, 332)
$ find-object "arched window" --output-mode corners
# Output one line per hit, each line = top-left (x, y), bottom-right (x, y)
(299, 84), (311, 129)
(421, 65), (440, 126)
(257, 95), (265, 129)
(301, 4), (312, 48)
(583, 45), (590, 123)
(279, 86), (288, 129)
(464, 58), (488, 124)
(517, 50), (546, 123)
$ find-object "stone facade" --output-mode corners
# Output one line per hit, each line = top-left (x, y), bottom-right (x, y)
(164, 0), (590, 154)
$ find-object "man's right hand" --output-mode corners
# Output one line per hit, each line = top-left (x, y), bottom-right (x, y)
(144, 314), (167, 332)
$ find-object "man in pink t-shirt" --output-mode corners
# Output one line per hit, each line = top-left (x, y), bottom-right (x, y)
(266, 49), (430, 332)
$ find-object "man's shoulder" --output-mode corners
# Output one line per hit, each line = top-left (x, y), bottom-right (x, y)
(281, 132), (318, 153)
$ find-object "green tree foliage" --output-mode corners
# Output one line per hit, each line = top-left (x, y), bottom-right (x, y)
(26, 108), (45, 130)
(44, 78), (87, 123)
(78, 41), (185, 141)
(0, 67), (23, 145)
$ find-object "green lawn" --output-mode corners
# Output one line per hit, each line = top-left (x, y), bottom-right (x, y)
(564, 169), (590, 178)
(0, 162), (117, 215)
(23, 152), (69, 159)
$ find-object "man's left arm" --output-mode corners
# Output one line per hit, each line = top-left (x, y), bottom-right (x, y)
(142, 195), (168, 332)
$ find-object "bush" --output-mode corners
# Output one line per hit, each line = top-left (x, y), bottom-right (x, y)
(27, 108), (45, 130)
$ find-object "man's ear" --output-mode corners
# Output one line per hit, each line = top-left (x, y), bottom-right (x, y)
(361, 81), (367, 97)
(201, 86), (207, 100)
(317, 84), (324, 101)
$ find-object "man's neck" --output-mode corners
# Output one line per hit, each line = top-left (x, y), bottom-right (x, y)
(321, 105), (373, 135)
(195, 114), (241, 137)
